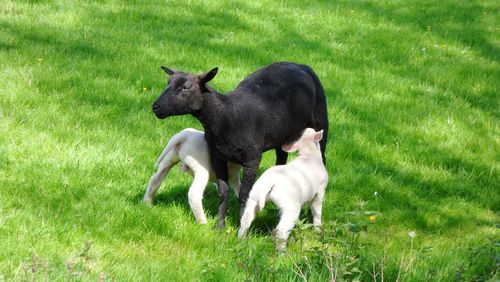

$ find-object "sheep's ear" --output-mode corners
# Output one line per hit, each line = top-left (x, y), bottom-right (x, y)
(313, 130), (324, 142)
(199, 67), (218, 84)
(161, 66), (176, 75)
(282, 143), (298, 153)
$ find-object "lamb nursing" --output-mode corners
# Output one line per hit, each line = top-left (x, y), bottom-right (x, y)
(238, 128), (329, 251)
(143, 128), (241, 224)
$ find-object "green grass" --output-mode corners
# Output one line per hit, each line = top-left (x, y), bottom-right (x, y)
(1, 0), (498, 280)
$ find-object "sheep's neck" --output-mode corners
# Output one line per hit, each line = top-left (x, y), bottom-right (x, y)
(192, 89), (227, 135)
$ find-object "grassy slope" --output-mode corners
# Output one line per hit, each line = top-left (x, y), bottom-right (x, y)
(0, 0), (498, 280)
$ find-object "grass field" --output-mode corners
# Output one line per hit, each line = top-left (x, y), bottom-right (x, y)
(0, 0), (498, 280)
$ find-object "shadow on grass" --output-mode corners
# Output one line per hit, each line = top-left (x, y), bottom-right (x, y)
(129, 181), (243, 226)
(128, 162), (289, 232)
(354, 1), (499, 119)
(334, 94), (498, 230)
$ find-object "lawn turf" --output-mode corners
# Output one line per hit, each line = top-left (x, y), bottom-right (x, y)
(0, 0), (498, 280)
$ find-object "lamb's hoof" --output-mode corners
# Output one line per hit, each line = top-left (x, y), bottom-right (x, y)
(237, 230), (246, 239)
(197, 219), (208, 225)
(275, 248), (287, 255)
(143, 198), (153, 206)
(313, 225), (323, 233)
(274, 237), (287, 254)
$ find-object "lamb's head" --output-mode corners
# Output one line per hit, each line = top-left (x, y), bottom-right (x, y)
(152, 67), (218, 118)
(282, 128), (323, 154)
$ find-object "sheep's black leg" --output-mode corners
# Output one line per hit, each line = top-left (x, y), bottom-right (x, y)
(216, 179), (229, 229)
(275, 148), (288, 165)
(310, 118), (329, 165)
(239, 156), (262, 220)
(320, 131), (328, 165)
(211, 157), (229, 229)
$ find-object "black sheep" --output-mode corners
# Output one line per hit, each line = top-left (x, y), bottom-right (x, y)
(152, 62), (329, 228)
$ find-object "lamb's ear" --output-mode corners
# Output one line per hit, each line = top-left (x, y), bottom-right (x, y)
(161, 66), (176, 76)
(199, 67), (218, 84)
(313, 130), (324, 142)
(282, 143), (298, 153)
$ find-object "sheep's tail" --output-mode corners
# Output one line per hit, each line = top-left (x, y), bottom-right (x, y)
(303, 64), (328, 124)
(303, 64), (329, 164)
(302, 65), (325, 101)
(250, 175), (276, 211)
(155, 129), (190, 167)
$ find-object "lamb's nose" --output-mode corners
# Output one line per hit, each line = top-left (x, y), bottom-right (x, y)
(152, 104), (160, 111)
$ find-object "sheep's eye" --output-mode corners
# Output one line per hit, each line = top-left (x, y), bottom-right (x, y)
(177, 87), (189, 95)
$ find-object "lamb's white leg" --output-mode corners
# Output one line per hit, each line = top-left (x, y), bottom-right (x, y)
(187, 171), (210, 224)
(228, 164), (241, 198)
(238, 199), (258, 238)
(184, 156), (210, 224)
(274, 207), (300, 252)
(143, 149), (178, 204)
(310, 192), (325, 228)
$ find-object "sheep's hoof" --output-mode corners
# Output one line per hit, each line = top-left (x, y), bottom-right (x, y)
(216, 220), (225, 230)
(143, 198), (153, 206)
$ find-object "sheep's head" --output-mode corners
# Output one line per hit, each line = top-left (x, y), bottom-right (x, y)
(152, 66), (218, 118)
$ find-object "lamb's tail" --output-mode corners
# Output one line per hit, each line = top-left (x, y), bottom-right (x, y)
(250, 175), (276, 211)
(155, 129), (191, 167)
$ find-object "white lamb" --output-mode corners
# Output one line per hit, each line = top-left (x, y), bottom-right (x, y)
(238, 128), (329, 251)
(143, 128), (241, 224)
